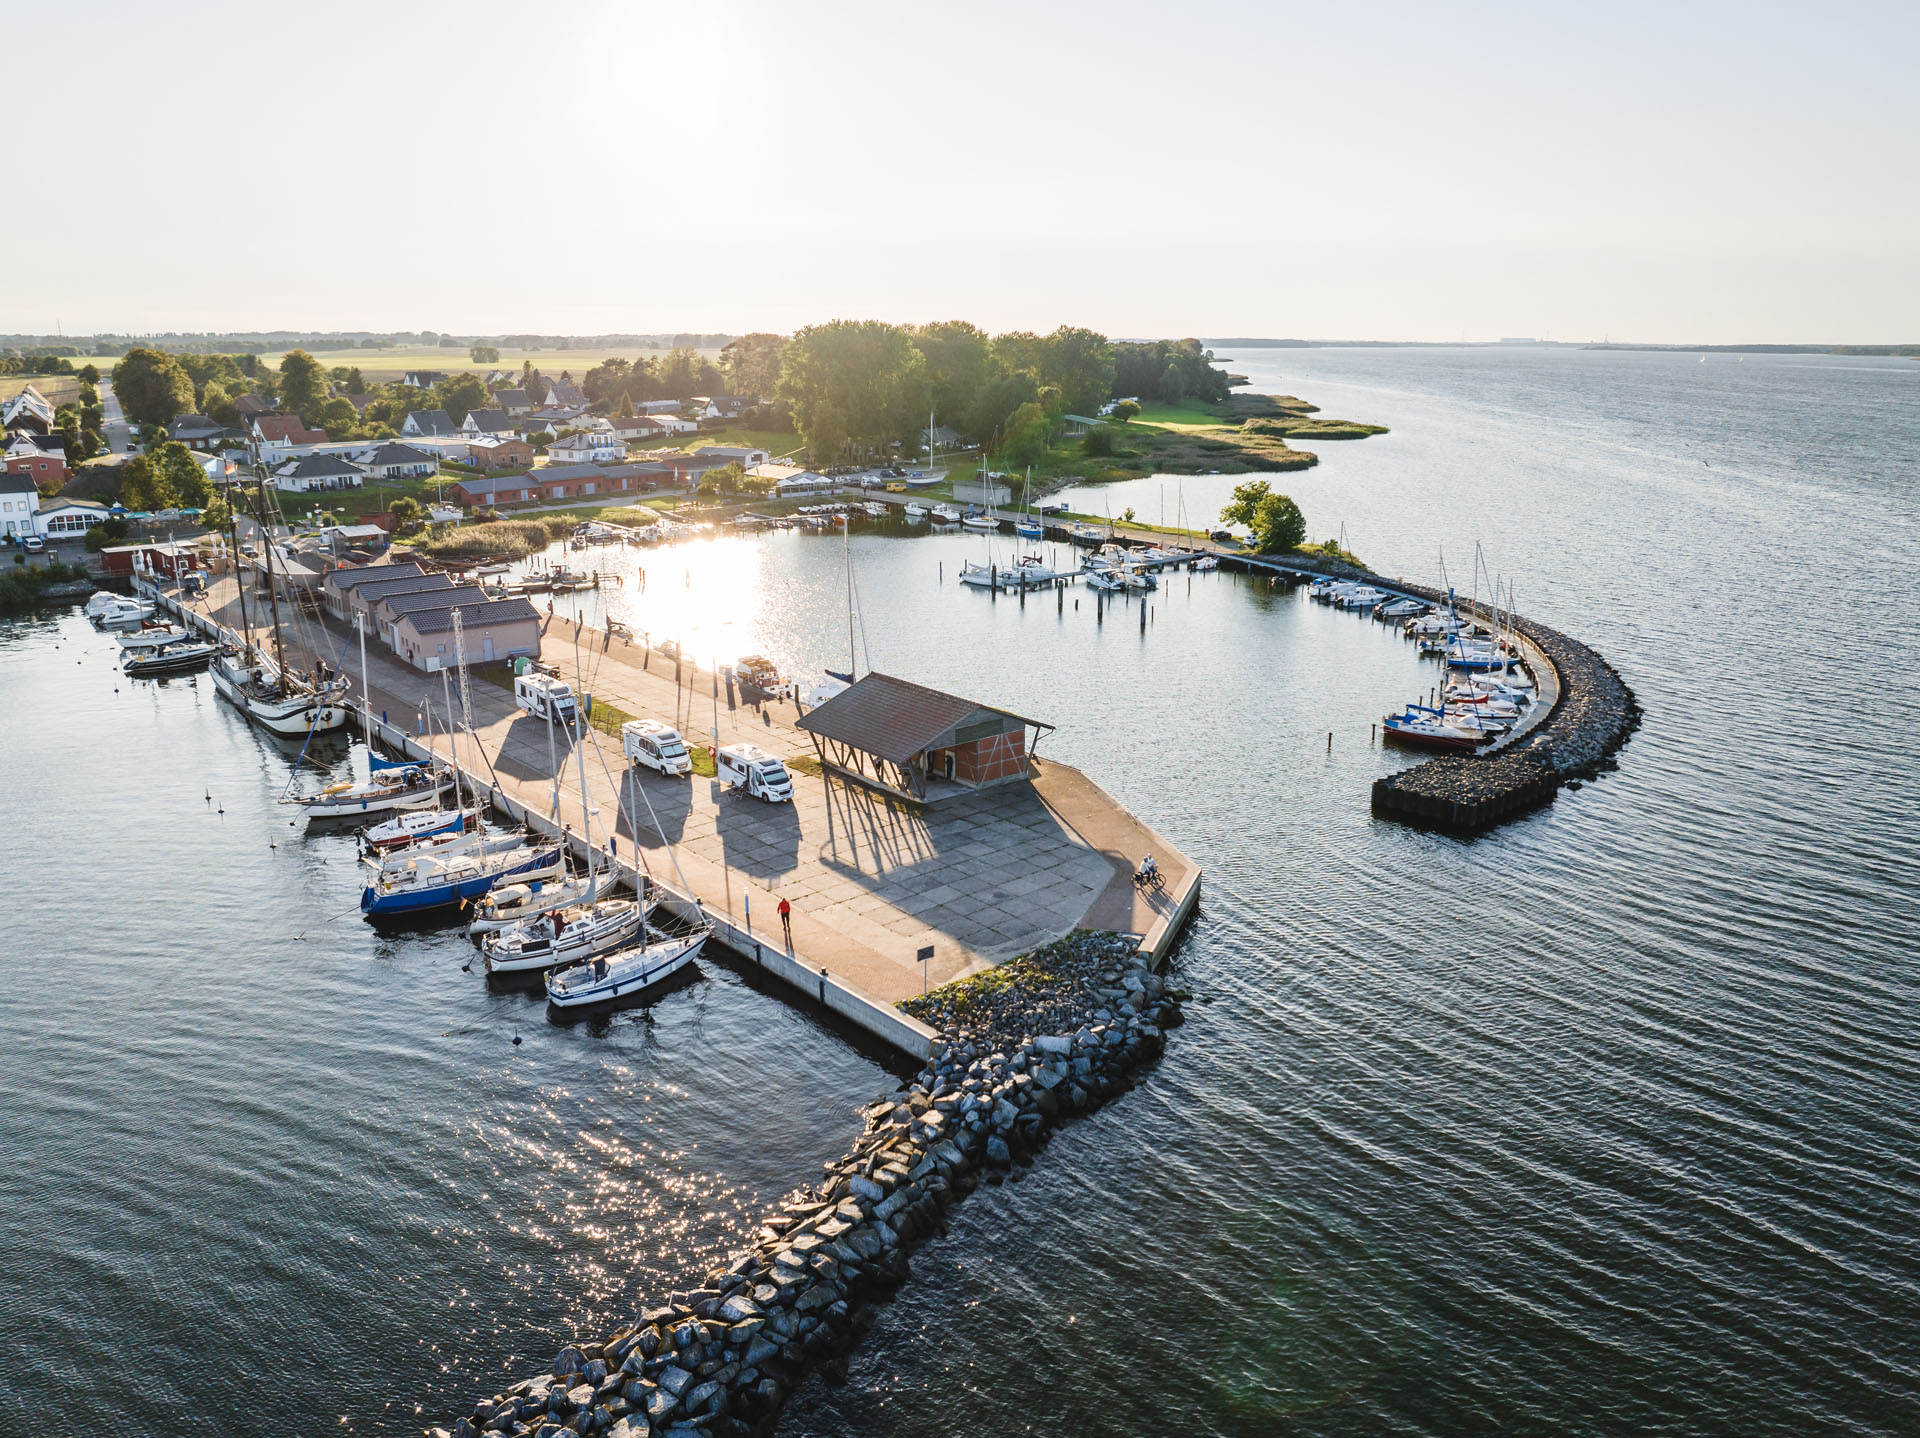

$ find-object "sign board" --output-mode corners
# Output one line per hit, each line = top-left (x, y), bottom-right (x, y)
(916, 945), (935, 962)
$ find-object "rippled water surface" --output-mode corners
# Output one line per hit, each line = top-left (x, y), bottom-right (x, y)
(2, 348), (1916, 1435)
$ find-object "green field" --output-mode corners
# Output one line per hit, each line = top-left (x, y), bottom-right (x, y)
(88, 345), (725, 385)
(0, 373), (82, 405)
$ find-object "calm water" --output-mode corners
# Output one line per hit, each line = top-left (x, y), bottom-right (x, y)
(3, 347), (1917, 1435)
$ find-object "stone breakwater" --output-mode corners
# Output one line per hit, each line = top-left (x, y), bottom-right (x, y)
(431, 931), (1183, 1438)
(1372, 582), (1641, 833)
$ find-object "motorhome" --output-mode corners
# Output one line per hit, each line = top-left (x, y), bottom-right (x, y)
(514, 671), (577, 723)
(622, 719), (691, 776)
(715, 743), (793, 803)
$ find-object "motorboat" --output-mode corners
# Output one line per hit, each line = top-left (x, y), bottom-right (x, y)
(1376, 597), (1425, 619)
(960, 510), (998, 531)
(1084, 570), (1125, 592)
(285, 764), (451, 820)
(1014, 518), (1045, 539)
(1190, 555), (1219, 571)
(83, 592), (125, 619)
(903, 502), (929, 521)
(363, 805), (486, 851)
(929, 505), (961, 525)
(958, 558), (1052, 590)
(116, 622), (194, 650)
(121, 641), (218, 677)
(544, 919), (710, 1009)
(483, 896), (646, 972)
(90, 598), (156, 626)
(361, 842), (563, 917)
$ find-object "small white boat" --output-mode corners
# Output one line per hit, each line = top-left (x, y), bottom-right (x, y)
(929, 505), (961, 525)
(286, 765), (451, 820)
(365, 829), (525, 880)
(545, 923), (709, 1008)
(116, 623), (194, 650)
(91, 598), (156, 626)
(469, 867), (620, 934)
(363, 805), (485, 851)
(961, 511), (997, 531)
(903, 503), (928, 522)
(1190, 555), (1219, 571)
(484, 897), (645, 972)
(1084, 570), (1125, 592)
(83, 592), (123, 619)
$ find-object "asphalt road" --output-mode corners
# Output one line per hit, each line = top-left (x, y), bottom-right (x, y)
(99, 378), (132, 453)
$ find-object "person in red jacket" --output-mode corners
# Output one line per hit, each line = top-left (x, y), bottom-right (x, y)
(778, 896), (792, 949)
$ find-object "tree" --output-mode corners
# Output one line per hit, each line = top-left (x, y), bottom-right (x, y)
(470, 345), (501, 365)
(1111, 400), (1141, 422)
(911, 321), (994, 432)
(118, 454), (178, 511)
(997, 401), (1052, 467)
(113, 347), (195, 426)
(203, 496), (231, 532)
(436, 373), (488, 425)
(77, 364), (100, 384)
(718, 333), (786, 400)
(1035, 326), (1114, 417)
(156, 442), (214, 509)
(776, 321), (926, 465)
(1219, 480), (1306, 553)
(202, 382), (236, 425)
(316, 397), (361, 438)
(345, 366), (366, 395)
(389, 496), (424, 533)
(696, 461), (745, 496)
(279, 349), (329, 420)
(85, 516), (130, 551)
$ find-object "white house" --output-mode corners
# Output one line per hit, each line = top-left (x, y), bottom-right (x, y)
(2, 384), (56, 434)
(691, 394), (756, 421)
(32, 498), (111, 538)
(272, 453), (368, 492)
(251, 415), (327, 462)
(618, 413), (696, 439)
(402, 370), (449, 389)
(359, 440), (440, 480)
(0, 472), (38, 537)
(459, 408), (515, 440)
(548, 431), (625, 465)
(634, 399), (686, 416)
(401, 409), (459, 438)
(695, 444), (770, 468)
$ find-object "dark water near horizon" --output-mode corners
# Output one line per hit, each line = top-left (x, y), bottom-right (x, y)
(3, 348), (1917, 1435)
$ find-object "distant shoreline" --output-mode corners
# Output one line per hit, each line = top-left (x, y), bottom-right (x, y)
(1205, 338), (1919, 357)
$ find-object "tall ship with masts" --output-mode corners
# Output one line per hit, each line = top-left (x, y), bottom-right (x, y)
(210, 449), (350, 736)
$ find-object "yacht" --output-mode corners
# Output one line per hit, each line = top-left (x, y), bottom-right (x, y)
(545, 920), (710, 1009)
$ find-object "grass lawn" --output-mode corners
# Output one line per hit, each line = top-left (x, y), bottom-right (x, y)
(87, 345), (724, 385)
(669, 426), (805, 461)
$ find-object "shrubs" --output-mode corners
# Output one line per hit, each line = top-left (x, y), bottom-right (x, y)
(0, 560), (88, 610)
(1083, 427), (1115, 457)
(413, 516), (572, 559)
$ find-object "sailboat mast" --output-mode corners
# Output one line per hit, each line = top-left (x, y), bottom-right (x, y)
(358, 616), (372, 749)
(844, 515), (856, 681)
(252, 476), (289, 685)
(225, 495), (253, 660)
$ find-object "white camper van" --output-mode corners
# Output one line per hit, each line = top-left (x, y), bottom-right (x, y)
(514, 671), (577, 723)
(715, 743), (793, 803)
(622, 719), (691, 776)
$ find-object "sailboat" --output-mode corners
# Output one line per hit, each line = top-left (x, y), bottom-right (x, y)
(211, 474), (351, 736)
(1014, 468), (1044, 540)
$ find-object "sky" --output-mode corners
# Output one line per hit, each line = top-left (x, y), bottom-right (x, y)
(12, 0), (1916, 343)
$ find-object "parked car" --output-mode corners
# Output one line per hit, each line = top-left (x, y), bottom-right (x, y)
(22, 535), (45, 553)
(1209, 529), (1236, 543)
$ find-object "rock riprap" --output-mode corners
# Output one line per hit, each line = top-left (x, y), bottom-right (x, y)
(430, 931), (1183, 1438)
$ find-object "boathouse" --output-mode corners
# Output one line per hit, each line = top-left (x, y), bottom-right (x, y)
(795, 672), (1051, 800)
(391, 597), (541, 671)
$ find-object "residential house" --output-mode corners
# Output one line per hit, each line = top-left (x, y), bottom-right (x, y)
(617, 413), (696, 439)
(694, 444), (771, 468)
(692, 395), (756, 422)
(402, 370), (449, 389)
(547, 382), (586, 408)
(491, 387), (532, 416)
(2, 384), (56, 435)
(466, 438), (534, 472)
(0, 472), (38, 536)
(32, 498), (111, 539)
(3, 433), (69, 491)
(321, 524), (390, 558)
(634, 398), (687, 415)
(921, 424), (964, 450)
(360, 440), (439, 481)
(168, 414), (233, 452)
(372, 583), (487, 646)
(231, 395), (275, 419)
(525, 461), (618, 499)
(401, 409), (459, 439)
(252, 414), (327, 462)
(459, 408), (514, 440)
(391, 597), (542, 671)
(271, 453), (367, 492)
(528, 404), (587, 427)
(548, 431), (625, 465)
(98, 540), (205, 581)
(344, 393), (382, 415)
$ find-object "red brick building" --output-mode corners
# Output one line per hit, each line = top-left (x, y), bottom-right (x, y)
(4, 437), (68, 492)
(795, 672), (1052, 800)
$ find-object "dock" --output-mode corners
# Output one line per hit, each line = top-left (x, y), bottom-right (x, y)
(148, 572), (1202, 1061)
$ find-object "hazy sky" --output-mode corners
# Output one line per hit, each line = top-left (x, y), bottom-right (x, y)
(13, 1), (1915, 342)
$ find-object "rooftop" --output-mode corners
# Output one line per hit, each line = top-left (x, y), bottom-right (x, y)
(795, 671), (1046, 766)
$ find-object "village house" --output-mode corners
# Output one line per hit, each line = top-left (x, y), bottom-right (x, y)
(459, 408), (514, 440)
(466, 437), (534, 471)
(633, 399), (686, 415)
(271, 453), (367, 492)
(252, 414), (327, 462)
(2, 384), (56, 435)
(548, 430), (625, 465)
(323, 566), (453, 629)
(695, 444), (771, 468)
(358, 440), (439, 481)
(401, 409), (459, 439)
(168, 414), (233, 452)
(4, 433), (69, 491)
(32, 498), (111, 539)
(231, 394), (274, 419)
(490, 386), (532, 416)
(452, 473), (540, 506)
(392, 596), (542, 671)
(372, 582), (488, 646)
(401, 370), (448, 389)
(691, 395), (756, 422)
(0, 472), (39, 537)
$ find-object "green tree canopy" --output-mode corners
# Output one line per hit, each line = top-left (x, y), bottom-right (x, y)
(436, 373), (488, 425)
(1035, 326), (1115, 417)
(118, 453), (178, 511)
(998, 401), (1052, 467)
(278, 349), (329, 420)
(718, 334), (786, 399)
(470, 345), (501, 364)
(113, 347), (195, 426)
(156, 441), (214, 509)
(1111, 400), (1141, 422)
(1221, 480), (1306, 552)
(910, 322), (994, 430)
(776, 320), (926, 465)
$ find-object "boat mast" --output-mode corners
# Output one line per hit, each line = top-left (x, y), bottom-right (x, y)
(358, 615), (373, 750)
(225, 491), (254, 661)
(448, 606), (470, 813)
(844, 514), (856, 681)
(440, 665), (464, 813)
(253, 473), (289, 688)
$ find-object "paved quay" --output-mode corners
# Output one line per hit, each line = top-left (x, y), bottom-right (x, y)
(180, 573), (1200, 1030)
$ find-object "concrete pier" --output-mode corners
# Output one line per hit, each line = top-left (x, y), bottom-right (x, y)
(157, 573), (1201, 1057)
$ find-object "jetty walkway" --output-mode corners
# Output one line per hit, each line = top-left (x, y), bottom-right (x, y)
(159, 574), (1201, 1058)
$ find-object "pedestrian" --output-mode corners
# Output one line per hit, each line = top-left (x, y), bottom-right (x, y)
(778, 896), (792, 949)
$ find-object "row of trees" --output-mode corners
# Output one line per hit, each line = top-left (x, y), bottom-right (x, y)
(581, 348), (728, 409)
(1112, 338), (1232, 405)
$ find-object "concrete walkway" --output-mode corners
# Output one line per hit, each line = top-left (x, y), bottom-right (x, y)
(188, 574), (1198, 1005)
